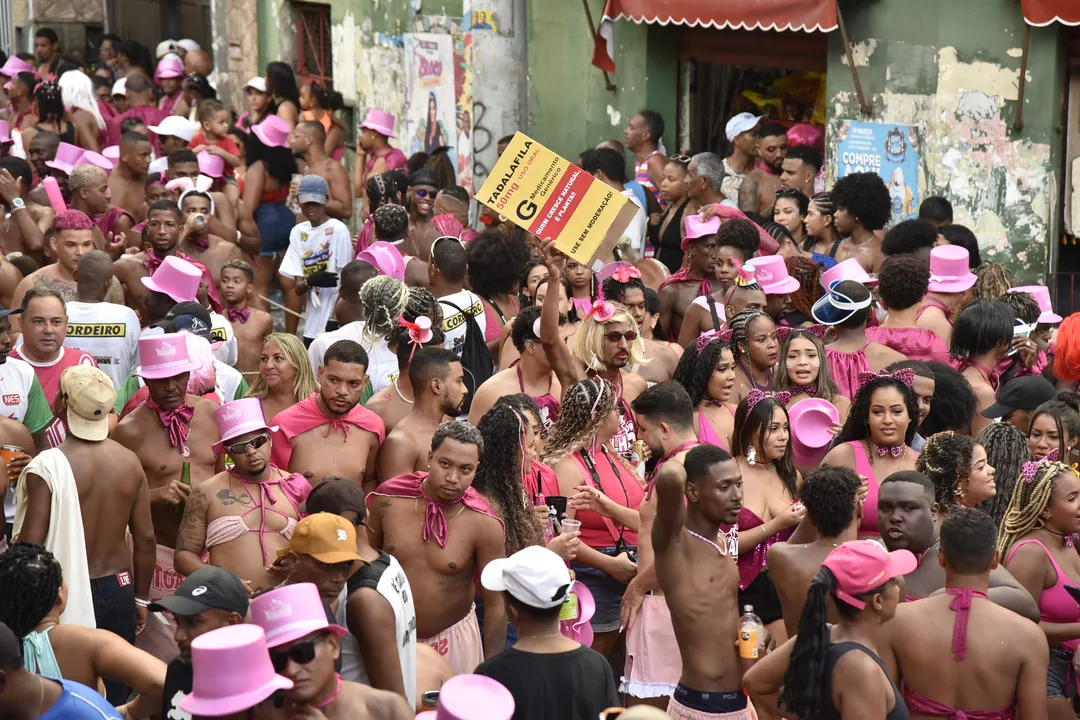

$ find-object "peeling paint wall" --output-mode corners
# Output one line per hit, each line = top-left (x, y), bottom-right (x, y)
(826, 0), (1066, 283)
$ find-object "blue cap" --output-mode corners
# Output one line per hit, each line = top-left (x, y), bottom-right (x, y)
(297, 174), (329, 204)
(811, 280), (873, 326)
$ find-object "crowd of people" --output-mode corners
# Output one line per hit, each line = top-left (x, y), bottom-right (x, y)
(0, 26), (1074, 720)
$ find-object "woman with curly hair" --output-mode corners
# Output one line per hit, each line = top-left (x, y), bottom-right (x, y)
(673, 333), (738, 450)
(466, 230), (530, 347)
(728, 307), (779, 404)
(916, 431), (996, 513)
(976, 423), (1030, 529)
(868, 254), (950, 363)
(247, 332), (320, 423)
(831, 171), (891, 274)
(822, 371), (920, 539)
(782, 255), (823, 326)
(542, 378), (644, 657)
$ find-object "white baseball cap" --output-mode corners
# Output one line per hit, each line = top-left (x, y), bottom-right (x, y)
(177, 39), (202, 53)
(481, 546), (571, 609)
(244, 76), (267, 93)
(725, 112), (762, 142)
(111, 78), (127, 97)
(148, 115), (198, 142)
(156, 40), (181, 59)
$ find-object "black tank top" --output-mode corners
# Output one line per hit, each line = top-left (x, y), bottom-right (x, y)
(652, 199), (688, 273)
(821, 642), (908, 720)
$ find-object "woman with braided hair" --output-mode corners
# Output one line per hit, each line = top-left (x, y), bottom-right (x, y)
(976, 422), (1030, 529)
(0, 543), (167, 716)
(21, 78), (74, 153)
(355, 171), (408, 253)
(916, 431), (996, 513)
(802, 191), (843, 258)
(673, 332), (737, 450)
(728, 307), (779, 405)
(541, 378), (643, 658)
(246, 332), (320, 424)
(1001, 460), (1080, 715)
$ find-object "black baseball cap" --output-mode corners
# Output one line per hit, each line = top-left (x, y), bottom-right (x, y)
(0, 306), (22, 320)
(165, 301), (213, 339)
(149, 566), (249, 616)
(981, 375), (1057, 419)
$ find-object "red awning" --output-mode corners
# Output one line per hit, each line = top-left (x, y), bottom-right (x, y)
(1022, 0), (1080, 26)
(600, 0), (838, 32)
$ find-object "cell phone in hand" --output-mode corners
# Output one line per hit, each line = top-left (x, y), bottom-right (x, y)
(1066, 584), (1080, 607)
(546, 496), (567, 520)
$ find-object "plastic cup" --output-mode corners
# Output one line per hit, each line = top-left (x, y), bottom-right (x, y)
(560, 518), (581, 536)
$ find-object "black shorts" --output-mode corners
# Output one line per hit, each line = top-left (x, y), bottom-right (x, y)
(738, 571), (783, 626)
(91, 573), (136, 704)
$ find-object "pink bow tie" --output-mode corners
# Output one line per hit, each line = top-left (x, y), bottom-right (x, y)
(875, 444), (903, 458)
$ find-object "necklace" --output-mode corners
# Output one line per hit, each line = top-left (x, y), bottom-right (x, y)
(314, 673), (343, 709)
(686, 528), (726, 556)
(34, 676), (45, 716)
(866, 440), (906, 466)
(815, 539), (842, 548)
(392, 378), (414, 404)
(736, 360), (771, 392)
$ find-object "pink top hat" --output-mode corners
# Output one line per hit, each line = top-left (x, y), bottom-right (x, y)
(415, 675), (515, 720)
(0, 56), (32, 78)
(821, 257), (876, 290)
(790, 398), (840, 452)
(680, 214), (721, 251)
(180, 624), (293, 717)
(133, 334), (201, 380)
(197, 150), (225, 178)
(0, 120), (11, 146)
(745, 255), (800, 295)
(1009, 285), (1062, 325)
(250, 583), (347, 648)
(356, 241), (405, 281)
(80, 151), (114, 172)
(359, 108), (397, 138)
(141, 255), (201, 303)
(154, 56), (184, 81)
(252, 114), (291, 149)
(102, 146), (120, 163)
(211, 398), (278, 454)
(927, 245), (976, 294)
(44, 143), (85, 175)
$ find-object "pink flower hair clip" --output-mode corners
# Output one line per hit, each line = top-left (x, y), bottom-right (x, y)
(612, 265), (641, 284)
(585, 300), (616, 323)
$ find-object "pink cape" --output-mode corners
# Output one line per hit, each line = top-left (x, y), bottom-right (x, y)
(96, 206), (135, 240)
(270, 393), (387, 470)
(367, 471), (504, 547)
(432, 213), (478, 243)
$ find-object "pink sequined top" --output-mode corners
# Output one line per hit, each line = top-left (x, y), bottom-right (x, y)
(867, 326), (949, 364)
(736, 505), (794, 590)
(826, 342), (872, 400)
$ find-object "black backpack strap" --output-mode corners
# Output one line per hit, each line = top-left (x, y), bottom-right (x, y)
(479, 295), (507, 324)
(706, 294), (721, 330)
(440, 298), (471, 318)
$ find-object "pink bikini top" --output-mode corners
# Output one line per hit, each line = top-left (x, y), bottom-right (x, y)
(205, 469), (307, 564)
(1007, 538), (1080, 636)
(916, 296), (953, 325)
(517, 364), (560, 436)
(697, 407), (729, 450)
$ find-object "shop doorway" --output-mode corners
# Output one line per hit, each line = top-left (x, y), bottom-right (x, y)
(1054, 26), (1080, 313)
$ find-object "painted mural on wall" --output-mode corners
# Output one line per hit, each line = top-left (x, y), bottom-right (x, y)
(404, 33), (457, 163)
(453, 33), (473, 195)
(835, 120), (920, 226)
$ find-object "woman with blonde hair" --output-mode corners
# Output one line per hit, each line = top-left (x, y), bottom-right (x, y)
(246, 332), (319, 423)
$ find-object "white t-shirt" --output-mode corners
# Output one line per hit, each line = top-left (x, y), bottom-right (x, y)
(209, 311), (238, 367)
(619, 189), (648, 258)
(0, 357), (52, 522)
(438, 290), (488, 359)
(306, 320), (398, 395)
(64, 300), (140, 390)
(279, 218), (353, 339)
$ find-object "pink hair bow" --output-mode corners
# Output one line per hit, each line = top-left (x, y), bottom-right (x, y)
(719, 328), (734, 343)
(399, 316), (433, 361)
(746, 389), (791, 412)
(612, 265), (641, 284)
(695, 330), (719, 354)
(856, 368), (915, 390)
(585, 300), (616, 323)
(1021, 460), (1043, 484)
(775, 324), (826, 344)
(1047, 448), (1060, 462)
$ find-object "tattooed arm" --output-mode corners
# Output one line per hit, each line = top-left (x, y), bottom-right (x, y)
(738, 175), (760, 213)
(174, 485), (210, 577)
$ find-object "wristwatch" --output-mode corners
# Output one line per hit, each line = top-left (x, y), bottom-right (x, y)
(11, 198), (25, 211)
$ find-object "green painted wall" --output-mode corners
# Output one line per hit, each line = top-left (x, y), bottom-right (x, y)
(825, 0), (1067, 282)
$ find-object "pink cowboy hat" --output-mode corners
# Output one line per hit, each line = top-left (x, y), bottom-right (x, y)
(44, 143), (85, 175)
(180, 624), (293, 717)
(1009, 285), (1062, 325)
(80, 151), (114, 172)
(927, 245), (976, 294)
(415, 675), (515, 720)
(790, 398), (840, 467)
(359, 108), (397, 138)
(745, 255), (800, 295)
(356, 241), (405, 282)
(0, 56), (32, 78)
(154, 55), (184, 81)
(820, 257), (876, 290)
(101, 146), (120, 163)
(252, 114), (291, 149)
(197, 150), (225, 179)
(681, 214), (721, 252)
(141, 255), (201, 303)
(133, 334), (201, 380)
(211, 398), (278, 454)
(250, 583), (347, 648)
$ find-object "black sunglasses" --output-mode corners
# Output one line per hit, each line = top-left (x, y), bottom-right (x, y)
(414, 189), (436, 199)
(226, 433), (270, 456)
(269, 638), (321, 672)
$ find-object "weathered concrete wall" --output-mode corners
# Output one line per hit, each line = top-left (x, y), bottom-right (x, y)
(826, 0), (1066, 283)
(470, 0), (527, 188)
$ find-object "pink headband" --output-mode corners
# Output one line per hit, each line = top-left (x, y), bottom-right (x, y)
(612, 265), (641, 283)
(746, 389), (791, 413)
(776, 324), (826, 343)
(696, 330), (719, 354)
(857, 368), (915, 390)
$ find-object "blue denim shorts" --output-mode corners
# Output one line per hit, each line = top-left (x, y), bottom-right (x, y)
(1049, 648), (1076, 699)
(253, 201), (295, 257)
(571, 545), (633, 634)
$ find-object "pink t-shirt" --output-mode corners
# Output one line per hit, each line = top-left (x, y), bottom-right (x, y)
(10, 346), (97, 447)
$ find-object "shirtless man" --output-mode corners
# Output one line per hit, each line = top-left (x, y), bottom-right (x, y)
(379, 347), (467, 482)
(467, 306), (562, 429)
(166, 150), (251, 251)
(605, 272), (678, 383)
(877, 470), (1041, 622)
(368, 421), (507, 673)
(767, 466), (861, 637)
(289, 120), (352, 220)
(831, 172), (891, 275)
(219, 259), (272, 376)
(10, 209), (96, 333)
(271, 339), (385, 493)
(176, 397), (308, 593)
(653, 445), (751, 720)
(250, 583), (414, 719)
(881, 509), (1048, 719)
(658, 216), (719, 346)
(917, 244), (977, 349)
(366, 321), (447, 434)
(107, 131), (152, 220)
(177, 190), (241, 282)
(0, 157), (48, 262)
(112, 334), (222, 661)
(68, 164), (133, 255)
(736, 122), (787, 217)
(405, 169), (439, 262)
(15, 365), (155, 704)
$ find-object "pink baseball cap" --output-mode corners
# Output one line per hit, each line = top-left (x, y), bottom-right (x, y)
(415, 675), (515, 720)
(252, 114), (291, 149)
(927, 245), (976, 294)
(820, 257), (876, 290)
(44, 142), (85, 175)
(681, 214), (721, 252)
(197, 150), (225, 178)
(133, 334), (201, 380)
(211, 398), (278, 454)
(154, 55), (184, 80)
(1009, 285), (1062, 325)
(180, 624), (293, 717)
(789, 398), (840, 467)
(0, 56), (32, 78)
(249, 583), (347, 648)
(745, 255), (800, 295)
(359, 108), (396, 138)
(822, 540), (917, 609)
(356, 241), (405, 282)
(141, 255), (201, 303)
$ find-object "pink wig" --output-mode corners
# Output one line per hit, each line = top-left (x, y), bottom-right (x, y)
(787, 123), (824, 154)
(53, 208), (94, 231)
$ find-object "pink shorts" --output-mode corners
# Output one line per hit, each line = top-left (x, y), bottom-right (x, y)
(621, 594), (682, 698)
(419, 603), (483, 675)
(667, 695), (758, 720)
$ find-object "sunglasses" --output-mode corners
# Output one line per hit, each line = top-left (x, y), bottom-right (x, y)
(414, 189), (436, 199)
(605, 330), (638, 344)
(269, 638), (321, 672)
(225, 433), (270, 456)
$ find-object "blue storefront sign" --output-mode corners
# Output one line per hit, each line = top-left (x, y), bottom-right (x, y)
(836, 120), (920, 227)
